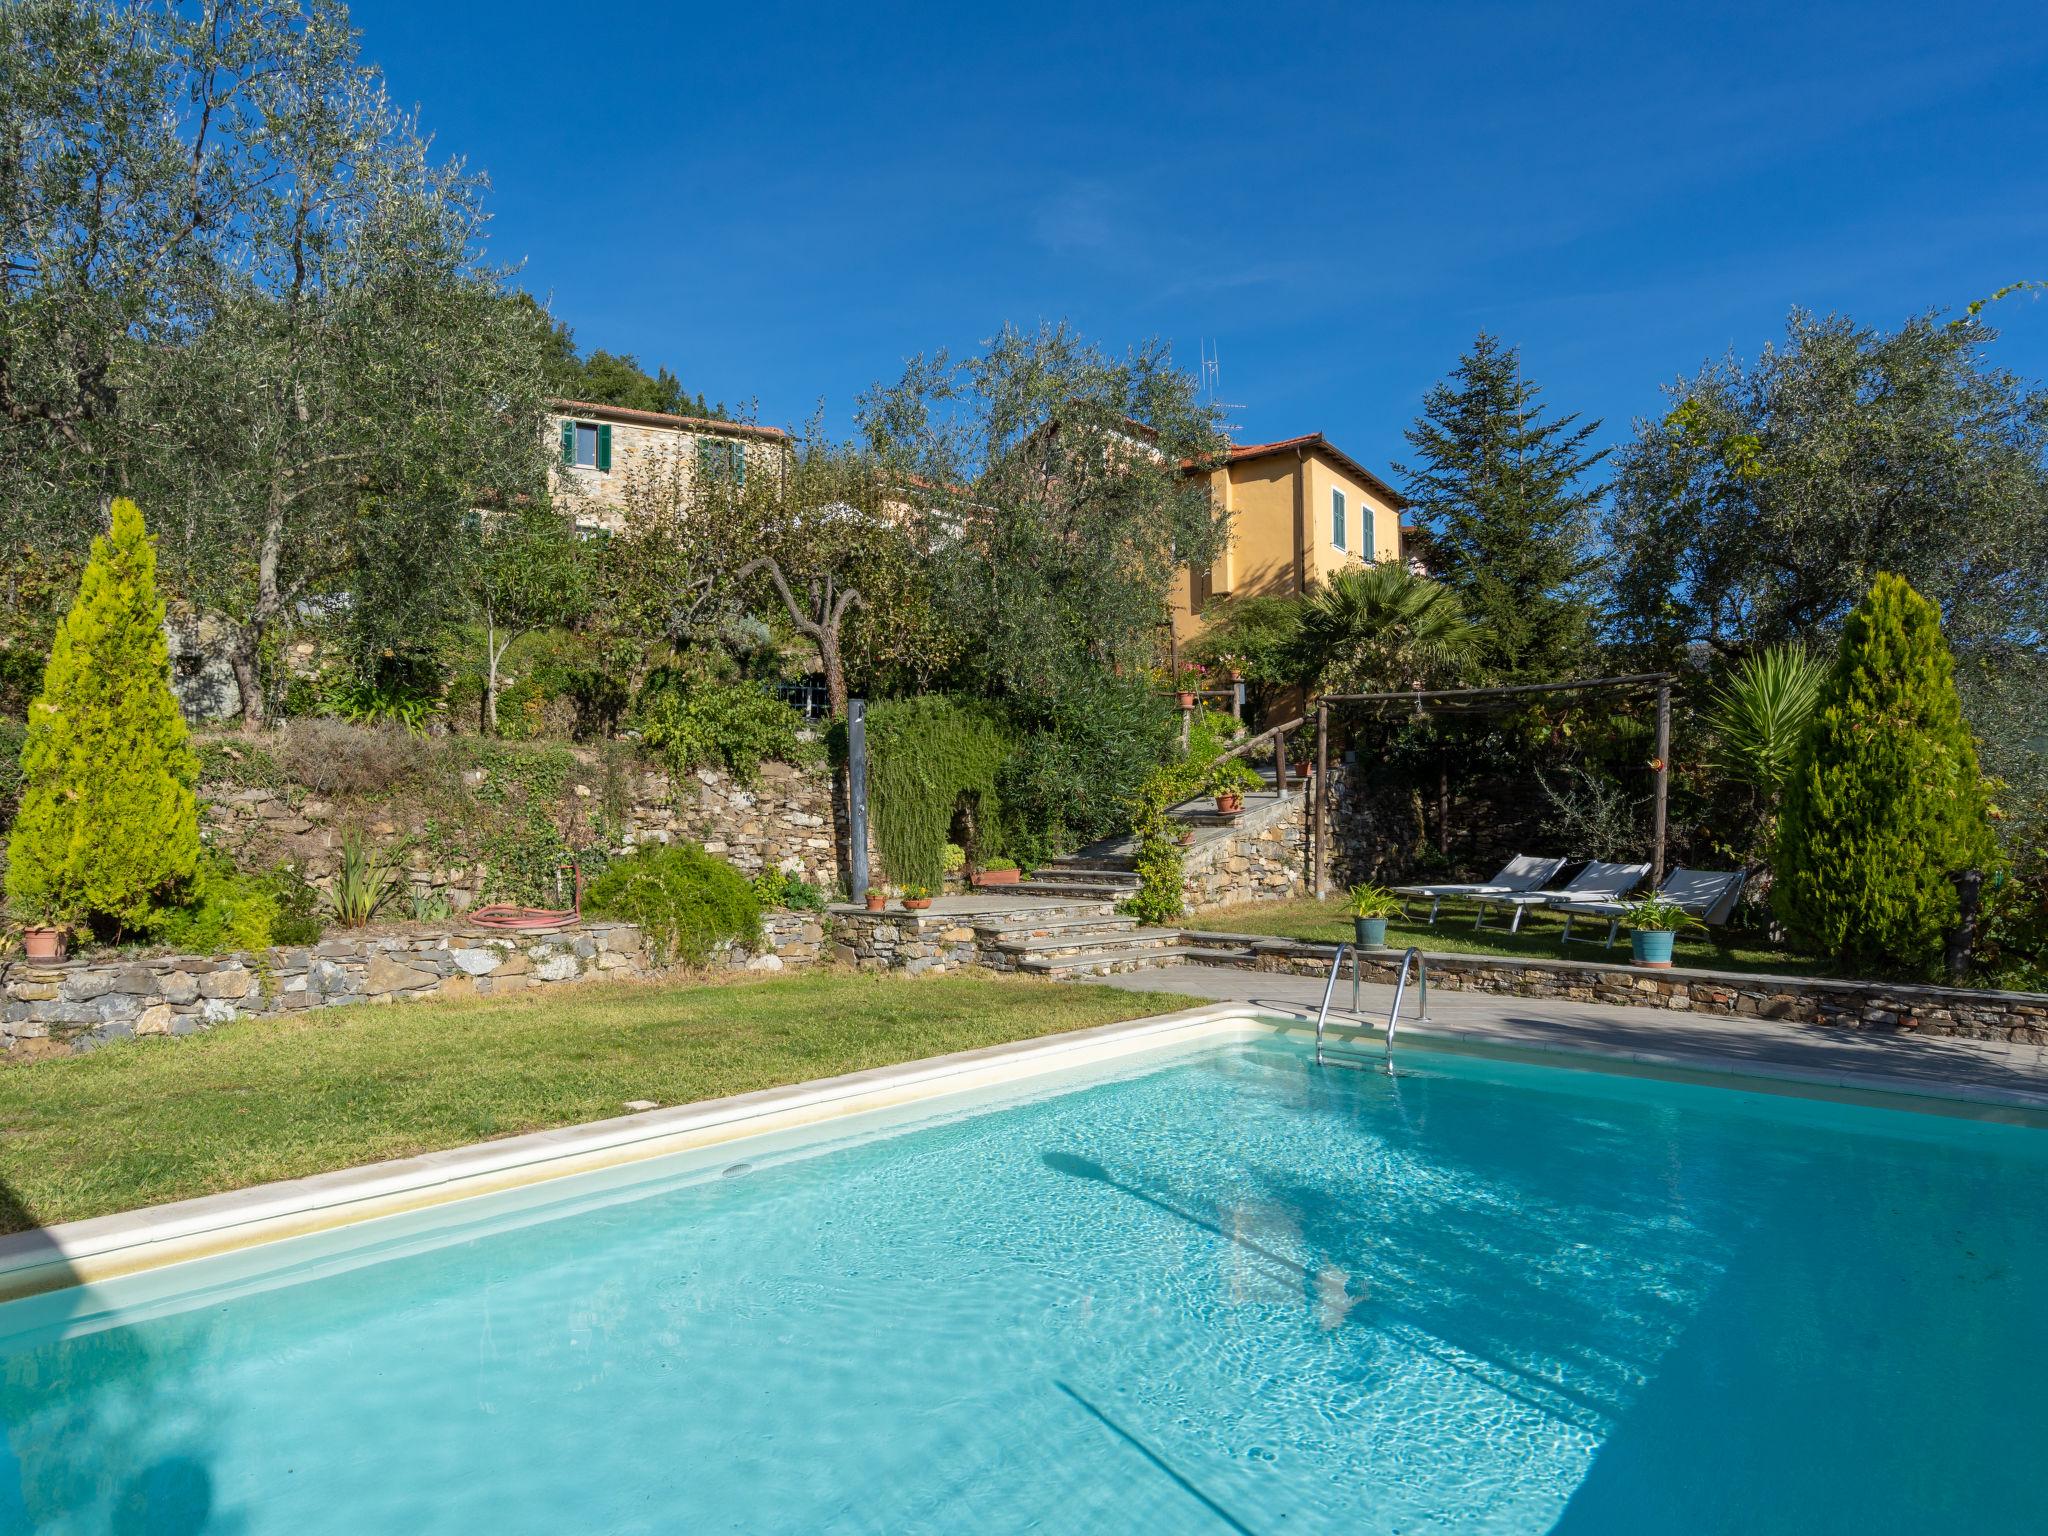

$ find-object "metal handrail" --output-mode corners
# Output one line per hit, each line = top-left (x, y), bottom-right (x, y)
(1384, 947), (1429, 1071)
(1314, 942), (1428, 1074)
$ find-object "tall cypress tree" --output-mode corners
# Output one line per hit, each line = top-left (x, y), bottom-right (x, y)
(6, 499), (200, 937)
(1397, 333), (1605, 681)
(1773, 574), (1995, 971)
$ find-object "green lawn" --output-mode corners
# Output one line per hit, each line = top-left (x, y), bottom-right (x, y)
(0, 971), (1192, 1233)
(1188, 896), (1839, 977)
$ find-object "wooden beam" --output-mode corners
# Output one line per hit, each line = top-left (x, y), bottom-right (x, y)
(1651, 682), (1671, 886)
(1313, 702), (1330, 898)
(1316, 672), (1677, 706)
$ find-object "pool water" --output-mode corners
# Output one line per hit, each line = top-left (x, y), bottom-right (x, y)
(3, 1040), (2044, 1534)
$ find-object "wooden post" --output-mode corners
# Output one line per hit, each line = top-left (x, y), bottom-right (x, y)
(1232, 678), (1245, 722)
(1650, 683), (1671, 887)
(1313, 702), (1329, 899)
(1275, 725), (1289, 796)
(847, 698), (870, 901)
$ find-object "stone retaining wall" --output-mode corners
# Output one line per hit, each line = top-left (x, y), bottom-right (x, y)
(202, 754), (850, 904)
(2, 921), (657, 1058)
(828, 909), (984, 976)
(1198, 935), (2048, 1044)
(1184, 793), (1308, 911)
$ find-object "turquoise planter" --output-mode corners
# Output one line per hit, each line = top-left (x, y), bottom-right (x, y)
(1631, 929), (1676, 967)
(1354, 917), (1389, 948)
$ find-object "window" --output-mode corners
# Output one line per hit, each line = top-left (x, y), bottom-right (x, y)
(697, 436), (746, 486)
(1331, 488), (1347, 551)
(559, 419), (611, 471)
(1361, 504), (1376, 559)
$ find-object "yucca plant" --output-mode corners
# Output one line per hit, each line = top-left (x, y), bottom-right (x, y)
(329, 832), (398, 927)
(1706, 643), (1827, 803)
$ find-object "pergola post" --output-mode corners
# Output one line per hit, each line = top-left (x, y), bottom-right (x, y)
(1312, 701), (1329, 899)
(1651, 682), (1671, 887)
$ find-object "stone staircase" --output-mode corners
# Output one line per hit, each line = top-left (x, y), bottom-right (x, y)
(969, 901), (1188, 976)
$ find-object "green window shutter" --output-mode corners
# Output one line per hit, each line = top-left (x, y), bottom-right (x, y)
(731, 441), (745, 486)
(559, 419), (575, 467)
(596, 423), (613, 472)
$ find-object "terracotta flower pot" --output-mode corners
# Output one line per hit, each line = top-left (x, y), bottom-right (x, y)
(21, 926), (66, 962)
(973, 869), (1020, 887)
(902, 898), (933, 911)
(864, 895), (887, 912)
(1176, 691), (1196, 710)
(1215, 791), (1243, 815)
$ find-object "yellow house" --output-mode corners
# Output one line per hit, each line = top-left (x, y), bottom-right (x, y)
(547, 399), (793, 531)
(1171, 432), (1409, 639)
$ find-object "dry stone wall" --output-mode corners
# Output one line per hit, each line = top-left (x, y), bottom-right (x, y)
(1183, 794), (1308, 911)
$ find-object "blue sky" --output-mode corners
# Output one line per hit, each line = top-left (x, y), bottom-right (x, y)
(352, 0), (2048, 474)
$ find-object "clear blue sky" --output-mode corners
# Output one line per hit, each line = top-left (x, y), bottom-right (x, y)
(352, 0), (2048, 474)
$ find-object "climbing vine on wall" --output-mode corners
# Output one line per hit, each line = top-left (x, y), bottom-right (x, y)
(865, 697), (1015, 890)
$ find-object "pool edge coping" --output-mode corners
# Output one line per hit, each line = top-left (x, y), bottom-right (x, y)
(8, 1000), (2046, 1302)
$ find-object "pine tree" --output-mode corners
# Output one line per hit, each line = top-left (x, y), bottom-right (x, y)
(1397, 333), (1605, 682)
(6, 499), (200, 936)
(1773, 574), (1996, 971)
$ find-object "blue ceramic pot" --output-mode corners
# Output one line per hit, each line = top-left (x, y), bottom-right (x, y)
(1354, 917), (1388, 948)
(1631, 929), (1676, 967)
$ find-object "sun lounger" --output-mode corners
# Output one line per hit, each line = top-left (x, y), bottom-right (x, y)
(1392, 855), (1568, 924)
(1552, 867), (1749, 948)
(1473, 859), (1651, 934)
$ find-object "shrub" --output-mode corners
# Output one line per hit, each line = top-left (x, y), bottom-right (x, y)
(1125, 758), (1206, 925)
(276, 718), (430, 798)
(1774, 574), (1997, 971)
(996, 672), (1174, 867)
(153, 851), (280, 954)
(636, 679), (812, 785)
(866, 696), (1015, 889)
(320, 673), (433, 737)
(6, 500), (201, 937)
(261, 864), (325, 945)
(0, 717), (24, 833)
(583, 844), (761, 965)
(752, 869), (829, 912)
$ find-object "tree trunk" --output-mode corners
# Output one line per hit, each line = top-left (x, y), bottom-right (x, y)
(485, 617), (500, 735)
(821, 630), (848, 720)
(230, 632), (266, 733)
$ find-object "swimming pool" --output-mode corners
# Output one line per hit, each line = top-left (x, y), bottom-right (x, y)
(2, 1034), (2043, 1533)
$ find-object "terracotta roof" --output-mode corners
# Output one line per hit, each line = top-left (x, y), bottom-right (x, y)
(549, 399), (791, 442)
(1195, 433), (1409, 509)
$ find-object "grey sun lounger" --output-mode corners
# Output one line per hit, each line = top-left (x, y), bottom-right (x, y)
(1552, 866), (1749, 948)
(1472, 859), (1651, 934)
(1392, 855), (1568, 924)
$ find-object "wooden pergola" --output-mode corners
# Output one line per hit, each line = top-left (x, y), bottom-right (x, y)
(1306, 672), (1679, 898)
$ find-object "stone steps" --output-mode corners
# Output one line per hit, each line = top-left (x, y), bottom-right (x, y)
(991, 926), (1184, 961)
(1017, 946), (1193, 978)
(965, 899), (1121, 930)
(1004, 878), (1136, 902)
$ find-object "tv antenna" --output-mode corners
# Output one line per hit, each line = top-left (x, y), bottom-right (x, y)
(1199, 339), (1245, 422)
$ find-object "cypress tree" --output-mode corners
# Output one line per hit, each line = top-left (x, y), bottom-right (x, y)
(6, 499), (200, 937)
(1397, 332), (1605, 682)
(1773, 574), (1995, 971)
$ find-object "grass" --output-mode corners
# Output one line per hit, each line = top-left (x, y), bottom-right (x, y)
(0, 970), (1192, 1233)
(1187, 895), (1840, 977)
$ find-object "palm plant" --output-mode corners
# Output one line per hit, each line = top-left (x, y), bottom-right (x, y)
(1287, 565), (1476, 694)
(1706, 643), (1827, 803)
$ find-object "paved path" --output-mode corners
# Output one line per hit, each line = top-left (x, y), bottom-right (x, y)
(1083, 963), (2048, 1112)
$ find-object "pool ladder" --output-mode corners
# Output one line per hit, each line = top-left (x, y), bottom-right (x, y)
(1314, 944), (1429, 1073)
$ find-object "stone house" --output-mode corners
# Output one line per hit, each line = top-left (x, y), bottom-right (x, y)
(547, 399), (795, 532)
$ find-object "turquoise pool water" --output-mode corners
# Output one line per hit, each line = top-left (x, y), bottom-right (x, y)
(2, 1039), (2044, 1534)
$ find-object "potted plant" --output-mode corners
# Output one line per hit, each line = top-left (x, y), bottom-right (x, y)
(973, 858), (1021, 888)
(1206, 757), (1261, 816)
(1343, 884), (1402, 948)
(900, 884), (934, 911)
(17, 915), (68, 963)
(1623, 894), (1697, 968)
(863, 887), (889, 912)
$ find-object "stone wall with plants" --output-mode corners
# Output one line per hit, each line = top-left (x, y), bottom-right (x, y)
(197, 722), (849, 910)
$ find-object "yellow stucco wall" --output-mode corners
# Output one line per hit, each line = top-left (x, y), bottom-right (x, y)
(1169, 446), (1403, 640)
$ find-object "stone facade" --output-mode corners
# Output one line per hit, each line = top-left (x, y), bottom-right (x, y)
(2, 921), (654, 1057)
(547, 405), (793, 533)
(1193, 935), (2048, 1044)
(202, 754), (850, 905)
(1184, 793), (1308, 911)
